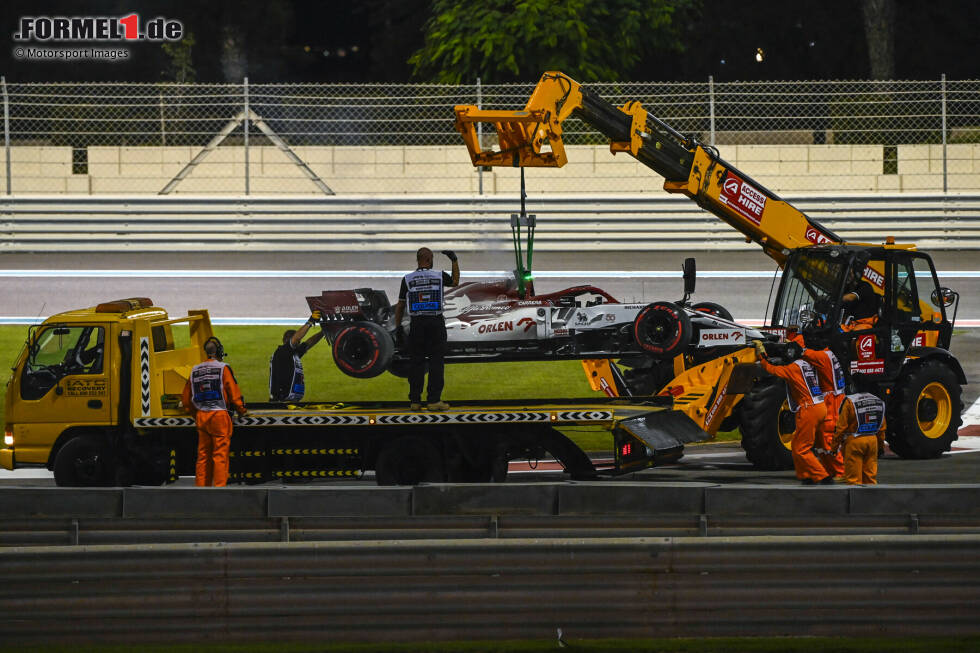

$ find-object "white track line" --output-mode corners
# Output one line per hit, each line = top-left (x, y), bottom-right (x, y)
(0, 269), (979, 279)
(962, 395), (980, 427)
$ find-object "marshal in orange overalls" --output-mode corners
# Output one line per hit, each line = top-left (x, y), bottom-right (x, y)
(758, 347), (828, 483)
(831, 393), (887, 485)
(801, 346), (847, 478)
(182, 357), (247, 487)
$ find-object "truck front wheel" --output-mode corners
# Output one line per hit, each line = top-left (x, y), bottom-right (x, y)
(738, 380), (795, 470)
(53, 436), (111, 487)
(887, 359), (963, 459)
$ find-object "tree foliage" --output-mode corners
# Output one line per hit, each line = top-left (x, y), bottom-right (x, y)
(409, 0), (695, 83)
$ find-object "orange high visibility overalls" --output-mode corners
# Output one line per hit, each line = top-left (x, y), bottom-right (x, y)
(759, 356), (828, 482)
(802, 347), (847, 478)
(832, 393), (887, 485)
(182, 358), (247, 487)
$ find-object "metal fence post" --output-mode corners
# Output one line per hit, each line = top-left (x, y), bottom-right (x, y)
(243, 76), (250, 196)
(708, 75), (716, 146)
(476, 77), (483, 195)
(159, 90), (166, 147)
(941, 73), (947, 194)
(2, 76), (10, 195)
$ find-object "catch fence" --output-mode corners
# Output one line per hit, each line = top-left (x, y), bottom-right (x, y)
(1, 76), (978, 195)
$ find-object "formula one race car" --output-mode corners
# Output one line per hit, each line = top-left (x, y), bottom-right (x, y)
(306, 260), (767, 384)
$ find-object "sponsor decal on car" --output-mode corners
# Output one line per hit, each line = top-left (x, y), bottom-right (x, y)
(517, 317), (535, 332)
(719, 171), (766, 226)
(477, 320), (513, 334)
(460, 303), (495, 313)
(697, 329), (746, 346)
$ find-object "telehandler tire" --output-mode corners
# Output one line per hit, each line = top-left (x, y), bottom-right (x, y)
(332, 321), (394, 379)
(633, 301), (691, 359)
(886, 359), (963, 459)
(738, 379), (795, 470)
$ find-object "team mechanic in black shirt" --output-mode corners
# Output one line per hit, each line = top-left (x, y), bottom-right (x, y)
(393, 247), (460, 411)
(269, 310), (324, 402)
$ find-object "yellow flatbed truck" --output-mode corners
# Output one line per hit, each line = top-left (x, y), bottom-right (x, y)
(3, 298), (703, 486)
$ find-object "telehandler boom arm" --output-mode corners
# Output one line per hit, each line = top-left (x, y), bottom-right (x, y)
(454, 71), (842, 267)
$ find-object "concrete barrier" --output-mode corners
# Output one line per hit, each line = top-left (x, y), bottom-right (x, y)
(3, 534), (980, 645)
(3, 484), (980, 547)
(7, 144), (980, 195)
(2, 193), (978, 252)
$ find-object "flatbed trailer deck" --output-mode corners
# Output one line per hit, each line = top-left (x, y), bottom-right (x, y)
(134, 397), (708, 485)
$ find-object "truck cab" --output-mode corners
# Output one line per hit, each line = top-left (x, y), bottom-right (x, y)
(3, 298), (212, 485)
(772, 245), (955, 357)
(742, 244), (966, 466)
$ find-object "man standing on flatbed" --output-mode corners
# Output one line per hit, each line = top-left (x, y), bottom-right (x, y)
(393, 247), (460, 411)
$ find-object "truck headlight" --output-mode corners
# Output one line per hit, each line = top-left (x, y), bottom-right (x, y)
(3, 431), (12, 447)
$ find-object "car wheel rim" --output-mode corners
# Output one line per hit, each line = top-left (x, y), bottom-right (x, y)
(341, 333), (374, 369)
(917, 381), (951, 439)
(641, 314), (675, 347)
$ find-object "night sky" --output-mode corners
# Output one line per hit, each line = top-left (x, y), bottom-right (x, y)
(1, 0), (976, 83)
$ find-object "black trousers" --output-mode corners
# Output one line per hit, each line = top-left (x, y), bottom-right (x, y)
(407, 315), (447, 403)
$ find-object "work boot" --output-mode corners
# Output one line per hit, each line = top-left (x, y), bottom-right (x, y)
(409, 403), (423, 411)
(427, 401), (450, 411)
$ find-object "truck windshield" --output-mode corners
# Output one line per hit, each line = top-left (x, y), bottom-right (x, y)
(773, 251), (848, 329)
(29, 326), (104, 374)
(22, 325), (105, 400)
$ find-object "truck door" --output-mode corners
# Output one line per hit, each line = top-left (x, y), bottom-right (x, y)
(15, 324), (112, 427)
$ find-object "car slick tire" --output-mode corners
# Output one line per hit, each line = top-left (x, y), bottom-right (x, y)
(738, 379), (795, 471)
(632, 301), (691, 359)
(887, 359), (963, 459)
(691, 301), (734, 322)
(332, 321), (394, 379)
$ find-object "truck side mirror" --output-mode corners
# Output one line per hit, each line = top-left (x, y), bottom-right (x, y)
(682, 258), (697, 298)
(931, 287), (956, 308)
